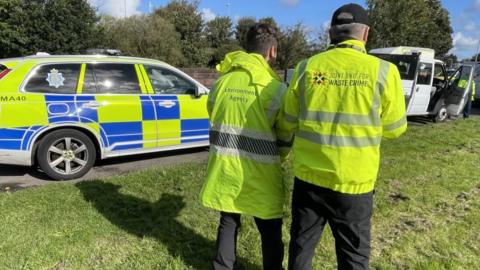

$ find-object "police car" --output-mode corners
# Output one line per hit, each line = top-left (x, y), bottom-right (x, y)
(0, 53), (210, 180)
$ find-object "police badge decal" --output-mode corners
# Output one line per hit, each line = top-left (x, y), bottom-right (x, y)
(46, 69), (65, 88)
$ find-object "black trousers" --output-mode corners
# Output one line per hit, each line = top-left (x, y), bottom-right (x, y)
(288, 178), (373, 270)
(464, 97), (472, 118)
(213, 212), (284, 270)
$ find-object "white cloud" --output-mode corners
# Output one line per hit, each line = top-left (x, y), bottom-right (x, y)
(453, 32), (478, 50)
(474, 0), (480, 11)
(201, 8), (217, 22)
(450, 32), (479, 57)
(89, 0), (142, 18)
(281, 0), (300, 7)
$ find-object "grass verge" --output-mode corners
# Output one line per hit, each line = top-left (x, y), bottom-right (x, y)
(0, 118), (479, 269)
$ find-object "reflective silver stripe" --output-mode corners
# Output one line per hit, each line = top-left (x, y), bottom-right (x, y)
(266, 83), (288, 121)
(209, 130), (278, 156)
(297, 59), (309, 119)
(210, 124), (275, 141)
(299, 59), (390, 127)
(210, 145), (280, 164)
(297, 130), (382, 147)
(284, 112), (298, 123)
(384, 116), (407, 131)
(303, 111), (378, 126)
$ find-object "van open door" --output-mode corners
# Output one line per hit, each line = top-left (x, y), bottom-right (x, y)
(370, 53), (419, 109)
(444, 65), (475, 117)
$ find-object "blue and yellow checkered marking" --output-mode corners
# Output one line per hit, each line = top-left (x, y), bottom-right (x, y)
(0, 94), (209, 152)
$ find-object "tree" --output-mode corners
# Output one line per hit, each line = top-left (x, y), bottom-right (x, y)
(99, 14), (184, 66)
(23, 0), (99, 54)
(442, 54), (458, 68)
(367, 0), (453, 59)
(155, 0), (208, 67)
(0, 0), (27, 58)
(0, 0), (99, 58)
(205, 16), (234, 48)
(277, 23), (311, 69)
(235, 17), (256, 50)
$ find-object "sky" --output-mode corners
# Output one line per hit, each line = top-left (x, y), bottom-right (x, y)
(88, 0), (480, 59)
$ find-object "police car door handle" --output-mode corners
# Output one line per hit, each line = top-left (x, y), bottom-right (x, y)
(158, 100), (176, 108)
(82, 101), (103, 109)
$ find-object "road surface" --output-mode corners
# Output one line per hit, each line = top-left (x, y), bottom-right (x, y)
(0, 148), (208, 190)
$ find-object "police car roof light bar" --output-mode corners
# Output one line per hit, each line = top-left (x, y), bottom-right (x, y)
(86, 49), (122, 56)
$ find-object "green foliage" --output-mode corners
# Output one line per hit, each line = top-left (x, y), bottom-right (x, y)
(0, 0), (98, 58)
(1, 118), (480, 269)
(442, 54), (458, 67)
(205, 16), (234, 48)
(235, 17), (256, 50)
(154, 0), (209, 67)
(367, 0), (453, 58)
(99, 14), (184, 66)
(277, 23), (312, 69)
(0, 0), (26, 58)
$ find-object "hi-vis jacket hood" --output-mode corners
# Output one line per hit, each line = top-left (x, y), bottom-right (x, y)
(216, 51), (281, 86)
(201, 51), (288, 219)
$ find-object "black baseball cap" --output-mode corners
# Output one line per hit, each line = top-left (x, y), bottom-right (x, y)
(331, 3), (370, 26)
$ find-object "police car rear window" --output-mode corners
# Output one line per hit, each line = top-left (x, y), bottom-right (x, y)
(82, 63), (141, 95)
(24, 64), (81, 94)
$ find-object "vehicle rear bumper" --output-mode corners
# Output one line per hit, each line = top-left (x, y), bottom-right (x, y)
(0, 150), (32, 166)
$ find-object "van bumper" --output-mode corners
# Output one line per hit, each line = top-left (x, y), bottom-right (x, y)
(0, 150), (32, 166)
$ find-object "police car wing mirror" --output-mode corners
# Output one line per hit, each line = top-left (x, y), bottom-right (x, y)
(190, 86), (201, 98)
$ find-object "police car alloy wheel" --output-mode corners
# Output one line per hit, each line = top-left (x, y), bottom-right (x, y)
(37, 129), (96, 180)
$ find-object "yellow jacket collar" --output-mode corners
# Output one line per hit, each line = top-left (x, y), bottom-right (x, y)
(336, 40), (367, 54)
(216, 51), (281, 85)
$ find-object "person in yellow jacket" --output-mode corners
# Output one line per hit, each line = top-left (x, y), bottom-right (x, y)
(463, 78), (476, 118)
(200, 23), (287, 270)
(277, 4), (407, 270)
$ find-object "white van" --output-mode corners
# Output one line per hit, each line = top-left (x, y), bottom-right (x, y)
(370, 47), (475, 122)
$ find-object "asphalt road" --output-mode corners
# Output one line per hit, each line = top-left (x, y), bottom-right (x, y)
(0, 147), (208, 190)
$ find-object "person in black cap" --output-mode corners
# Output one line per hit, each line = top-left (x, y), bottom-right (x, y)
(278, 3), (407, 270)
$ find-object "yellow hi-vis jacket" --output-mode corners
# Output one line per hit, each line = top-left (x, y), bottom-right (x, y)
(473, 81), (476, 101)
(458, 79), (476, 101)
(277, 40), (407, 195)
(200, 51), (287, 219)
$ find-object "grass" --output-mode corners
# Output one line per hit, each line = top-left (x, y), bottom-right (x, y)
(0, 117), (479, 270)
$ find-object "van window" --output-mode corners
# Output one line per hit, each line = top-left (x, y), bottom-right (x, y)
(24, 64), (81, 94)
(417, 63), (433, 85)
(83, 63), (141, 94)
(371, 54), (418, 80)
(144, 65), (197, 95)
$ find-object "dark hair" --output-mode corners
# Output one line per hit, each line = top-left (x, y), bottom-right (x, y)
(246, 23), (278, 57)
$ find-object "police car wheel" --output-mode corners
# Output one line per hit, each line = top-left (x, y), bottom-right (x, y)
(433, 106), (448, 123)
(37, 129), (96, 180)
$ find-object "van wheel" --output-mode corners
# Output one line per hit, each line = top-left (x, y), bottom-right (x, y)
(433, 106), (448, 123)
(37, 129), (96, 180)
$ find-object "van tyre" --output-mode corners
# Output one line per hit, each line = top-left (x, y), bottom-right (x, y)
(37, 129), (96, 180)
(433, 106), (448, 123)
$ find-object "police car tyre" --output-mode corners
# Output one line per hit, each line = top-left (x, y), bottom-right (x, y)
(36, 129), (96, 180)
(433, 106), (448, 123)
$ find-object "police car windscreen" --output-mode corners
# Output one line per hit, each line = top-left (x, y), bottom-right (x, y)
(371, 54), (418, 81)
